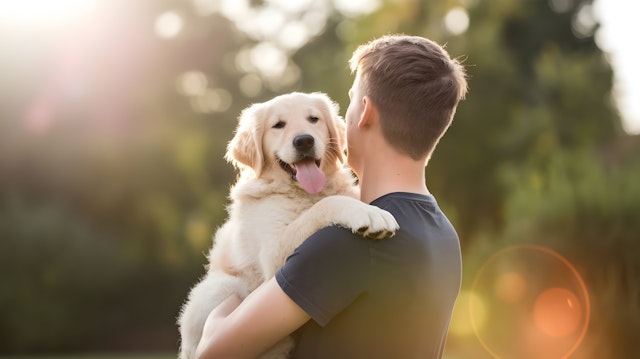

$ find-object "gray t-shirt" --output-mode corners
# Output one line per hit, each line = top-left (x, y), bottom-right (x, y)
(276, 192), (462, 359)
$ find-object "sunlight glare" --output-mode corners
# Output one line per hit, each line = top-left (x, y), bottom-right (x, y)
(191, 88), (232, 113)
(0, 0), (99, 29)
(178, 71), (208, 97)
(333, 0), (381, 18)
(238, 73), (263, 97)
(220, 0), (250, 22)
(155, 11), (184, 39)
(267, 0), (314, 14)
(594, 0), (640, 134)
(303, 8), (330, 37)
(572, 4), (597, 38)
(444, 6), (470, 35)
(250, 42), (287, 78)
(277, 21), (310, 50)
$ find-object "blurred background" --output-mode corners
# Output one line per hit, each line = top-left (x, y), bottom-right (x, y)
(1, 0), (638, 358)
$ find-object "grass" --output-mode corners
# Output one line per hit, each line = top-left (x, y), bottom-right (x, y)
(2, 354), (175, 359)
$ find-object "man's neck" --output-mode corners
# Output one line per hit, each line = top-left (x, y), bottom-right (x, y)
(357, 149), (429, 204)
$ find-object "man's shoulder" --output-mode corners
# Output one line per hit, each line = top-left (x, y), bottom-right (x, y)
(302, 224), (370, 252)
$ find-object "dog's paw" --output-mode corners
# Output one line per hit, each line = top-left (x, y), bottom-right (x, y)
(318, 196), (399, 240)
(351, 206), (399, 239)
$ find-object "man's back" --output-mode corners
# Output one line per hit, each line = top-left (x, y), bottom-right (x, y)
(276, 192), (462, 358)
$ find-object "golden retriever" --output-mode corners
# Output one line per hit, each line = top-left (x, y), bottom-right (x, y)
(178, 92), (398, 359)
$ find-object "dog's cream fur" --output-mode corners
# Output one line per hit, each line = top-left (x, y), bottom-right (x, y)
(178, 92), (398, 359)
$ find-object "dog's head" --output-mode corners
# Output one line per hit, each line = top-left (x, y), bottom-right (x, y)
(226, 92), (346, 194)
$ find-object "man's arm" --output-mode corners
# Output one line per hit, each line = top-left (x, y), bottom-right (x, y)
(195, 276), (310, 359)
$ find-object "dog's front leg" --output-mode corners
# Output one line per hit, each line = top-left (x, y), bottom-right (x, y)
(260, 195), (398, 278)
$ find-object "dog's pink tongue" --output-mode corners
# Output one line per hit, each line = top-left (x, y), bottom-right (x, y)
(294, 161), (325, 194)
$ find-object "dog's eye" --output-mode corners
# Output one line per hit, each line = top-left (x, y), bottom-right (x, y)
(272, 121), (286, 129)
(308, 115), (319, 123)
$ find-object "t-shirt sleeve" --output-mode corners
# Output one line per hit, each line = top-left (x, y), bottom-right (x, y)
(276, 225), (371, 326)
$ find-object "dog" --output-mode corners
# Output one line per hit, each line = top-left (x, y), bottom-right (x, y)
(178, 92), (399, 359)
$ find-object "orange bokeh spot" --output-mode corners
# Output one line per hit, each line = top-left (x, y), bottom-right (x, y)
(533, 287), (582, 337)
(470, 245), (591, 359)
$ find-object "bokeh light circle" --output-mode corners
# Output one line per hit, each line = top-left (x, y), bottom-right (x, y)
(470, 245), (590, 359)
(533, 287), (582, 337)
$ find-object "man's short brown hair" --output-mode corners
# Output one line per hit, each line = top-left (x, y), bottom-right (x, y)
(349, 34), (467, 161)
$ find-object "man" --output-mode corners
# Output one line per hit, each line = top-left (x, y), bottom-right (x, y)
(195, 34), (468, 359)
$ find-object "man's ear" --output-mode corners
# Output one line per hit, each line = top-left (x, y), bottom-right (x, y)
(358, 95), (379, 128)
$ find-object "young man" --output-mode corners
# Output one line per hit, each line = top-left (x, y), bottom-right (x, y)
(195, 34), (468, 359)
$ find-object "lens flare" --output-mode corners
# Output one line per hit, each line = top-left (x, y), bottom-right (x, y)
(450, 290), (487, 336)
(470, 245), (590, 359)
(494, 271), (526, 304)
(534, 287), (582, 337)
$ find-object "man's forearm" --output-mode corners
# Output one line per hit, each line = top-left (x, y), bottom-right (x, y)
(193, 277), (309, 359)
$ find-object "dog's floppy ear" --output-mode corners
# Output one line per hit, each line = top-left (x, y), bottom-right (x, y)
(313, 92), (346, 164)
(225, 103), (266, 177)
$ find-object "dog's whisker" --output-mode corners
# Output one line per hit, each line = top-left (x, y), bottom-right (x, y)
(324, 140), (345, 163)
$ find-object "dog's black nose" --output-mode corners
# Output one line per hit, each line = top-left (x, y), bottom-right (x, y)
(293, 134), (314, 152)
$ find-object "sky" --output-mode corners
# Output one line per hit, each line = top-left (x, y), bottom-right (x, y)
(594, 0), (640, 134)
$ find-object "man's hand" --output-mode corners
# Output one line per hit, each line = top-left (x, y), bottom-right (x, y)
(196, 294), (243, 358)
(194, 277), (310, 359)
